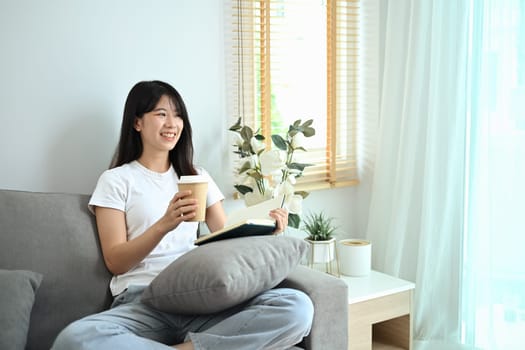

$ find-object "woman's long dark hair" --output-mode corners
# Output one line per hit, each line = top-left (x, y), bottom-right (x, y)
(111, 80), (197, 177)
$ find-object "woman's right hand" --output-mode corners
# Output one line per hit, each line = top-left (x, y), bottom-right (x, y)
(158, 190), (198, 233)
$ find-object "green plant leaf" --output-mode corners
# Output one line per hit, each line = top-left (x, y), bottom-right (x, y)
(294, 191), (309, 199)
(240, 126), (253, 141)
(271, 134), (288, 151)
(288, 129), (299, 137)
(248, 171), (263, 181)
(288, 162), (313, 171)
(288, 213), (301, 229)
(302, 127), (315, 137)
(254, 134), (265, 141)
(302, 119), (314, 128)
(239, 161), (252, 174)
(234, 185), (253, 195)
(241, 140), (251, 153)
(229, 117), (242, 131)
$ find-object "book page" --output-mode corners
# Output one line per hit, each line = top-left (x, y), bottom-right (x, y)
(225, 194), (284, 226)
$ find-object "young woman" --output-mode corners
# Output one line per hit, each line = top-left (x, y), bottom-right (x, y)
(52, 80), (313, 350)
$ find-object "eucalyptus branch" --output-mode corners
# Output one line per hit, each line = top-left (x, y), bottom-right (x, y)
(229, 118), (316, 228)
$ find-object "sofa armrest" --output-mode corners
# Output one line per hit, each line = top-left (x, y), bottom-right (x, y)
(278, 265), (348, 350)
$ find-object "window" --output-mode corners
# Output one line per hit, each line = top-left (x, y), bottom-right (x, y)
(225, 0), (360, 191)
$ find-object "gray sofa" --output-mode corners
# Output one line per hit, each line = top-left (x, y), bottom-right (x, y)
(0, 189), (348, 350)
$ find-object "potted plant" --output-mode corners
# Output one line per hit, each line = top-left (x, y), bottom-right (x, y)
(303, 212), (339, 271)
(229, 118), (315, 228)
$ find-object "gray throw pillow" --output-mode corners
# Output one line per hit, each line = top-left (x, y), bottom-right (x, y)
(141, 235), (308, 315)
(0, 269), (43, 350)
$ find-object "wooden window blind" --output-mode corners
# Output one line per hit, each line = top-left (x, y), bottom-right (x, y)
(226, 0), (360, 191)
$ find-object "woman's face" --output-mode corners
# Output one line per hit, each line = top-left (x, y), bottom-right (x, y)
(134, 94), (184, 154)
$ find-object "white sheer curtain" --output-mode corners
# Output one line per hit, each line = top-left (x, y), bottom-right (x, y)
(463, 1), (525, 349)
(366, 0), (470, 347)
(366, 0), (525, 349)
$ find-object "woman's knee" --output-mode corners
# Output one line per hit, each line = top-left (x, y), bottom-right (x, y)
(272, 288), (314, 334)
(52, 319), (90, 350)
(290, 290), (314, 332)
(52, 318), (120, 350)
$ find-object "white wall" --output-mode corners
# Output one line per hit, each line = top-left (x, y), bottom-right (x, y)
(0, 0), (366, 239)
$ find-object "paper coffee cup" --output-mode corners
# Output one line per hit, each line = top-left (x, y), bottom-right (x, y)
(178, 175), (208, 222)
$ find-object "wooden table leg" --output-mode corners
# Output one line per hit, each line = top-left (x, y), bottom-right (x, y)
(347, 323), (372, 350)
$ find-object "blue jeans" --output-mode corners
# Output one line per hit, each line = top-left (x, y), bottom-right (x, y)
(51, 286), (313, 350)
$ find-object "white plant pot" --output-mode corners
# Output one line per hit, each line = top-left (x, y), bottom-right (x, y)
(306, 237), (336, 264)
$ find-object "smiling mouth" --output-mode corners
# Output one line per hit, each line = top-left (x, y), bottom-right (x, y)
(161, 132), (176, 138)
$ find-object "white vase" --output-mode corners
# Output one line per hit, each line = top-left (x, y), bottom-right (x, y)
(305, 237), (336, 264)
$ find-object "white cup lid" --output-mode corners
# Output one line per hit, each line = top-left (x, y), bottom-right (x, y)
(179, 175), (208, 183)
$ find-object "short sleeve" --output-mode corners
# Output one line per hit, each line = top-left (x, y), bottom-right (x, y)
(197, 168), (225, 208)
(88, 170), (128, 214)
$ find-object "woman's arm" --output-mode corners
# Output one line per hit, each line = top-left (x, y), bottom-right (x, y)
(204, 200), (227, 233)
(95, 190), (197, 275)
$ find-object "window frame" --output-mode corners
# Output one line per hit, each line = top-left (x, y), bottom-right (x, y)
(226, 0), (360, 192)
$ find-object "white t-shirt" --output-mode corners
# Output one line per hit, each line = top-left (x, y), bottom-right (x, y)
(88, 160), (224, 296)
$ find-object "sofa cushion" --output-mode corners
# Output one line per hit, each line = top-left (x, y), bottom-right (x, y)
(141, 235), (308, 315)
(0, 269), (43, 350)
(0, 190), (113, 350)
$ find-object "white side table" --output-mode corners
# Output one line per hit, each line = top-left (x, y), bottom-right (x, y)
(339, 270), (416, 350)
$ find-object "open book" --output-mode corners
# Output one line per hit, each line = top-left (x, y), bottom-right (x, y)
(194, 195), (284, 245)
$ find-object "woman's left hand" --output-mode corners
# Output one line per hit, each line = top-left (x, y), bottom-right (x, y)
(269, 207), (288, 234)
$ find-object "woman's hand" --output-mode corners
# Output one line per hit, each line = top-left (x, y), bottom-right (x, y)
(269, 207), (288, 234)
(159, 190), (198, 232)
